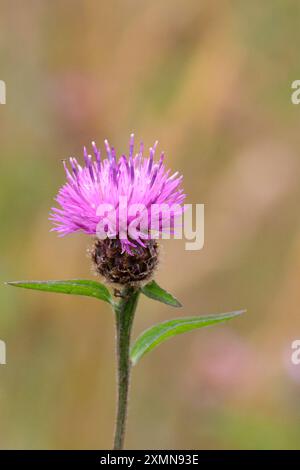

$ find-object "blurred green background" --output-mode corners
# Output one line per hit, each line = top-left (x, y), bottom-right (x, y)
(1, 0), (300, 449)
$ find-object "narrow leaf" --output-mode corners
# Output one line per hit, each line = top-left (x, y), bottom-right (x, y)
(6, 279), (113, 304)
(130, 310), (245, 365)
(141, 280), (182, 307)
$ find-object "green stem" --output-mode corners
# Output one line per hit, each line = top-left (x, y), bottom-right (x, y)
(113, 286), (140, 450)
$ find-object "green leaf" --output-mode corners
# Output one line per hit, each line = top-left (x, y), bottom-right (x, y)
(130, 310), (245, 365)
(141, 280), (182, 308)
(6, 279), (113, 304)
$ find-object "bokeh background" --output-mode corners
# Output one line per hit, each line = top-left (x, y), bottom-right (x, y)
(1, 0), (300, 449)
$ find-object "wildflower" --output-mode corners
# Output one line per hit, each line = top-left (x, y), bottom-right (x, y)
(8, 133), (244, 451)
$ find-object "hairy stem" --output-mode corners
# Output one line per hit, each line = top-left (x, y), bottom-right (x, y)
(113, 286), (140, 450)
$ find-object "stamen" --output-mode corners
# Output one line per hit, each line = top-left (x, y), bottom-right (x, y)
(104, 139), (113, 162)
(111, 147), (117, 165)
(62, 160), (72, 181)
(129, 133), (134, 159)
(130, 159), (135, 183)
(88, 155), (95, 181)
(147, 147), (154, 175)
(150, 165), (158, 187)
(158, 151), (165, 169)
(92, 141), (101, 170)
(168, 171), (179, 182)
(120, 154), (130, 175)
(70, 157), (78, 177)
(139, 141), (144, 156)
(83, 146), (89, 167)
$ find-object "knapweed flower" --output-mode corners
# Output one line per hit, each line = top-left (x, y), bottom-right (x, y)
(9, 133), (244, 451)
(50, 134), (185, 284)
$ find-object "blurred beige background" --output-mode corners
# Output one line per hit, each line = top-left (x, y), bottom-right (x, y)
(1, 0), (300, 449)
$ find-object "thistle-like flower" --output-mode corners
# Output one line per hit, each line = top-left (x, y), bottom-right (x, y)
(50, 134), (185, 284)
(8, 133), (244, 451)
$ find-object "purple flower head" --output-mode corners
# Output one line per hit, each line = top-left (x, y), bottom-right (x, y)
(50, 134), (185, 253)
